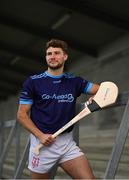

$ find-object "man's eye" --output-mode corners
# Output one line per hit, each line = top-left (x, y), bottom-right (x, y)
(46, 51), (61, 56)
(55, 51), (60, 55)
(47, 52), (52, 56)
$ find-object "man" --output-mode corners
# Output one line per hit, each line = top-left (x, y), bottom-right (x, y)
(17, 39), (99, 179)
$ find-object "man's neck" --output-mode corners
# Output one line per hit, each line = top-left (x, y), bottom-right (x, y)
(47, 68), (64, 76)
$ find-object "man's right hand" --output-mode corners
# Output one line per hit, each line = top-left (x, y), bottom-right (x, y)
(39, 133), (55, 146)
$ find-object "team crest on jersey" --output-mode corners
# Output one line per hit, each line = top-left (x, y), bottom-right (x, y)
(53, 80), (61, 83)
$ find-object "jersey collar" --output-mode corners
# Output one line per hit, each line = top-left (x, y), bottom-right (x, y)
(45, 71), (65, 78)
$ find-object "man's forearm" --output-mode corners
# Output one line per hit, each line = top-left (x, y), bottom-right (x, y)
(17, 113), (44, 139)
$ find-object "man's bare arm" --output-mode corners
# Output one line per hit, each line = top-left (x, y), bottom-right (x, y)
(17, 104), (54, 146)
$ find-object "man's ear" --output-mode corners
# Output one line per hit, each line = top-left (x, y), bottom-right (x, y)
(64, 54), (68, 61)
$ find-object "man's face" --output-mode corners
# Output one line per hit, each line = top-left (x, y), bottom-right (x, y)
(46, 47), (68, 70)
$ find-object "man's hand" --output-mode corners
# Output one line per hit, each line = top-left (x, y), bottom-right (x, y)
(39, 133), (55, 146)
(85, 96), (94, 106)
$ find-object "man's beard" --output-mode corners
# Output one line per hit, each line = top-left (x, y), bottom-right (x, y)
(47, 62), (64, 70)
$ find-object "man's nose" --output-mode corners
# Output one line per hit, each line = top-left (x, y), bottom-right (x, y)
(51, 53), (56, 58)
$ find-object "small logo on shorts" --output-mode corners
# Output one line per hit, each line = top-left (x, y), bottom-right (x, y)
(32, 156), (39, 168)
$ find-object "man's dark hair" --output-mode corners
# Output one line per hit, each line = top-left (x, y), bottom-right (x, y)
(46, 39), (68, 54)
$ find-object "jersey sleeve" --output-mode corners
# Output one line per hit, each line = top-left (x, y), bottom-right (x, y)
(83, 81), (93, 93)
(19, 77), (34, 105)
(76, 77), (93, 96)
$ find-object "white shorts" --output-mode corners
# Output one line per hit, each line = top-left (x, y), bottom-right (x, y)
(28, 131), (84, 173)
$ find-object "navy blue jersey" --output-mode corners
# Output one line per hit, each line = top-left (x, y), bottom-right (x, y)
(19, 71), (93, 134)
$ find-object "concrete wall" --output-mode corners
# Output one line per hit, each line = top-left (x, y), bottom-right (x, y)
(70, 35), (129, 130)
(0, 95), (18, 122)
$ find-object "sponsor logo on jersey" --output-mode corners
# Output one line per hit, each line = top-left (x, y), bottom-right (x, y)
(42, 93), (74, 102)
